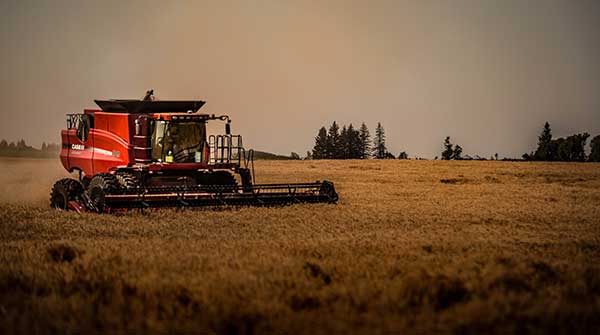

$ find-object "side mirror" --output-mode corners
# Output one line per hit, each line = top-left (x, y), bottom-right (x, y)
(225, 122), (231, 135)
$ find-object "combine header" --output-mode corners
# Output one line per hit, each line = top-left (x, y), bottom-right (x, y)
(50, 90), (338, 213)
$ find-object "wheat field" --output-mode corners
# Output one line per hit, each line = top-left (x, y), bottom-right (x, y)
(0, 158), (599, 334)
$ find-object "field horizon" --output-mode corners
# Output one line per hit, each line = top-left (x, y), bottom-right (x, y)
(1, 158), (599, 334)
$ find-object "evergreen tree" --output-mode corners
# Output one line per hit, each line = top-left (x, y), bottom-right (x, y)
(374, 122), (387, 159)
(534, 122), (553, 161)
(312, 127), (328, 159)
(590, 135), (600, 162)
(326, 121), (341, 159)
(340, 125), (349, 159)
(290, 152), (300, 160)
(442, 137), (453, 160)
(358, 123), (371, 159)
(0, 139), (7, 149)
(346, 124), (362, 159)
(398, 151), (408, 160)
(305, 151), (313, 160)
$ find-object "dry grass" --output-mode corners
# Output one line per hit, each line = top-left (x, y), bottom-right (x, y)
(1, 158), (599, 334)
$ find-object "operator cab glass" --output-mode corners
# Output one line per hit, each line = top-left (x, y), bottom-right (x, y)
(151, 121), (206, 163)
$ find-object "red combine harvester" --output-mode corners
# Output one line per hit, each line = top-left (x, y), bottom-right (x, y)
(50, 90), (338, 213)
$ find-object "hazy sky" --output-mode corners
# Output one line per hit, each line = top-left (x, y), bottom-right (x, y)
(1, 0), (599, 158)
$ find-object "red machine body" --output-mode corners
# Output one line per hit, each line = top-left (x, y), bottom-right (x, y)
(60, 109), (133, 177)
(60, 109), (226, 178)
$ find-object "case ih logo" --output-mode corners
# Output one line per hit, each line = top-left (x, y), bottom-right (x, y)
(70, 144), (119, 157)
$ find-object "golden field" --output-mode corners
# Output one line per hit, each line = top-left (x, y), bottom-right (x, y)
(0, 157), (599, 334)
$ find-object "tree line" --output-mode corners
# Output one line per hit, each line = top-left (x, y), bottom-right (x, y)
(523, 122), (600, 162)
(0, 139), (60, 158)
(438, 122), (600, 162)
(309, 120), (599, 162)
(311, 122), (403, 159)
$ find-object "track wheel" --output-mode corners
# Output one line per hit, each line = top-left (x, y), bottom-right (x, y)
(50, 178), (84, 210)
(115, 172), (139, 190)
(86, 173), (119, 212)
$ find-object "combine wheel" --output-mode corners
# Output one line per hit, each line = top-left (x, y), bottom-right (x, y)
(86, 173), (119, 212)
(115, 172), (139, 190)
(50, 178), (84, 210)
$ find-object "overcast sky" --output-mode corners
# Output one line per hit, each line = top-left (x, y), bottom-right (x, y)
(1, 0), (599, 158)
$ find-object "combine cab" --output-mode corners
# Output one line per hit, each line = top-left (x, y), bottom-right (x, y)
(50, 90), (338, 213)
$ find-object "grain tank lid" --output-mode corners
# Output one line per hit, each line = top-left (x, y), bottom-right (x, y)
(94, 99), (206, 114)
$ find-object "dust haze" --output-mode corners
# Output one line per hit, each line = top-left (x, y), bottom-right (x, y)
(0, 158), (68, 205)
(1, 0), (600, 157)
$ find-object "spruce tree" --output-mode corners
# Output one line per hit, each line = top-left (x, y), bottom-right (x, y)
(312, 127), (328, 159)
(326, 121), (341, 159)
(442, 137), (453, 160)
(340, 125), (348, 159)
(347, 124), (362, 159)
(358, 123), (371, 159)
(534, 122), (553, 161)
(374, 122), (387, 159)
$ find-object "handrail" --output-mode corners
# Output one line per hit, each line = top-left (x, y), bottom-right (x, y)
(66, 114), (89, 129)
(208, 134), (244, 166)
(246, 149), (255, 183)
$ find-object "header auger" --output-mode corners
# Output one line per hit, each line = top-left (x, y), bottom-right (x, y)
(50, 90), (338, 213)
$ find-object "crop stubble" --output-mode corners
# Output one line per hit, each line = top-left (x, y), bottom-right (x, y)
(0, 158), (599, 334)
